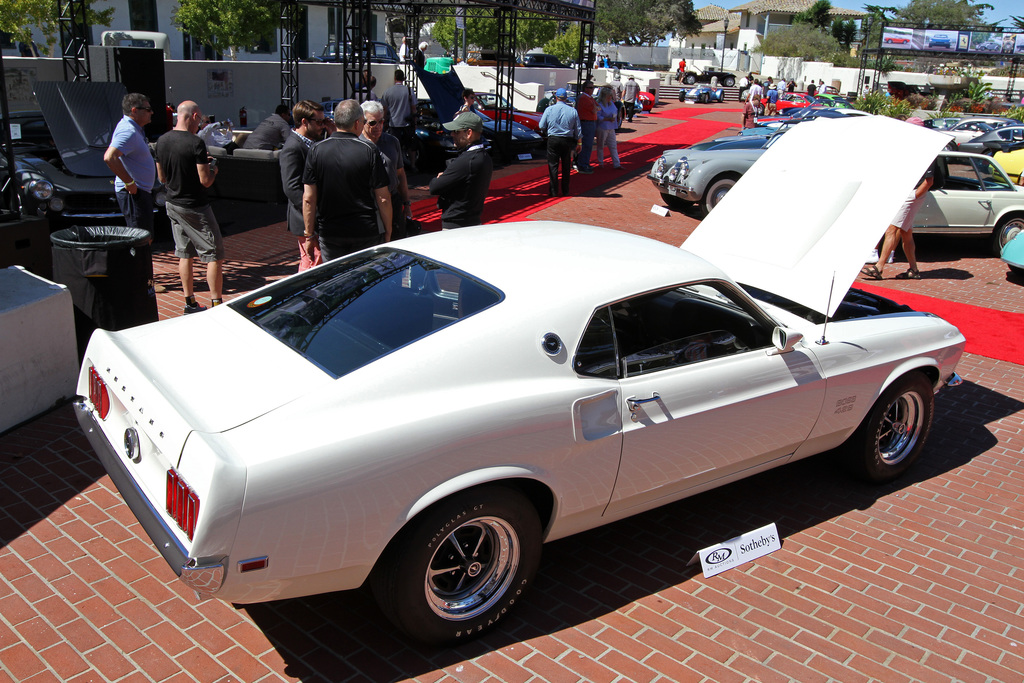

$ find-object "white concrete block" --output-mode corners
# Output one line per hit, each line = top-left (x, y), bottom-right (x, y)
(0, 266), (78, 433)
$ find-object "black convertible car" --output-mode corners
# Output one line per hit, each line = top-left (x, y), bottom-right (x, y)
(3, 82), (165, 228)
(681, 67), (737, 88)
(2, 110), (126, 225)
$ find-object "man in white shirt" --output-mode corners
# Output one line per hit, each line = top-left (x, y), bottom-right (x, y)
(749, 80), (763, 114)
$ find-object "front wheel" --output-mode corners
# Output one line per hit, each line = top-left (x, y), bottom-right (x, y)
(992, 215), (1024, 255)
(723, 76), (736, 87)
(701, 176), (737, 216)
(844, 372), (934, 483)
(698, 92), (709, 104)
(370, 485), (542, 645)
(683, 74), (696, 85)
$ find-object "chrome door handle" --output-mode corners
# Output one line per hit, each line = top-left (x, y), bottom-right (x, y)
(626, 393), (660, 410)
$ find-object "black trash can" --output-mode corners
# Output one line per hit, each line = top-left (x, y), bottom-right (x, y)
(50, 226), (159, 356)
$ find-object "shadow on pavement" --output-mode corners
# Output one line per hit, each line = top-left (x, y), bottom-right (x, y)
(239, 378), (1018, 682)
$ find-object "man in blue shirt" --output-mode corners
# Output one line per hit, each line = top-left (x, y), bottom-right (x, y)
(538, 88), (582, 197)
(104, 93), (157, 231)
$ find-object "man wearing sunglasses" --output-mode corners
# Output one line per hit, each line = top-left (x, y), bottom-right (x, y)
(104, 92), (157, 232)
(360, 100), (410, 240)
(280, 99), (334, 271)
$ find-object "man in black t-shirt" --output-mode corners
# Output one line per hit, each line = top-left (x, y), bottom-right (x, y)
(428, 112), (492, 229)
(156, 101), (224, 314)
(302, 99), (392, 261)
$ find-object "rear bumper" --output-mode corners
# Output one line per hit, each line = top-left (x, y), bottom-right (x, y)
(74, 399), (188, 575)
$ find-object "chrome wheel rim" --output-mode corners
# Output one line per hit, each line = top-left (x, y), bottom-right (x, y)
(709, 182), (734, 209)
(425, 517), (519, 620)
(998, 219), (1024, 250)
(877, 391), (923, 465)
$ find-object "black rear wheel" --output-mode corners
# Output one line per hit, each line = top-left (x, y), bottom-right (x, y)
(371, 485), (542, 645)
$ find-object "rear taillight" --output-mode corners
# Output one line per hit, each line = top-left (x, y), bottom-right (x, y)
(88, 366), (110, 419)
(166, 469), (200, 541)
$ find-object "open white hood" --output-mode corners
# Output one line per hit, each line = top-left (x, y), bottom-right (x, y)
(683, 116), (951, 318)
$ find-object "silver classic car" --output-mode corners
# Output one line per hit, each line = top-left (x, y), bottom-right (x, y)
(76, 117), (963, 645)
(649, 134), (776, 215)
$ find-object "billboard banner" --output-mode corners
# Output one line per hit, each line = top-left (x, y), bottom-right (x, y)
(882, 26), (1024, 56)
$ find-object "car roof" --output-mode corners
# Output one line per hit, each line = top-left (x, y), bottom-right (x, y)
(405, 222), (726, 305)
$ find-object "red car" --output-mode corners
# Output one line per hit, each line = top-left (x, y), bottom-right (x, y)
(476, 92), (544, 132)
(884, 36), (911, 44)
(775, 92), (816, 112)
(636, 91), (655, 111)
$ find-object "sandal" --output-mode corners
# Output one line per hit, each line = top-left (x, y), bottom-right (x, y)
(860, 264), (883, 280)
(894, 268), (921, 280)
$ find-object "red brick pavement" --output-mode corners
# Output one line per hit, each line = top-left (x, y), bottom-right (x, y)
(3, 99), (1024, 682)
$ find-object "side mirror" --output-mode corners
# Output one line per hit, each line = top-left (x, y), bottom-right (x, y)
(770, 327), (804, 355)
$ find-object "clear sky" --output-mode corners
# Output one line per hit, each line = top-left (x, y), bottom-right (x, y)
(981, 1), (1020, 27)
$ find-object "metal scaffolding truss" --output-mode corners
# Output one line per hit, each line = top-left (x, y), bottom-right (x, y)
(58, 0), (92, 82)
(858, 21), (1023, 100)
(279, 0), (596, 157)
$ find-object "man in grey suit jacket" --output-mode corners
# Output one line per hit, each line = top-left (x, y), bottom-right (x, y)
(279, 100), (334, 271)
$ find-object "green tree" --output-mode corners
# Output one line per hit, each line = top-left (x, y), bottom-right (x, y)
(830, 18), (856, 47)
(651, 0), (702, 39)
(543, 23), (582, 65)
(793, 0), (833, 31)
(515, 16), (558, 56)
(1, 0), (115, 56)
(596, 0), (674, 45)
(755, 23), (844, 61)
(431, 11), (556, 58)
(894, 0), (992, 27)
(173, 0), (278, 60)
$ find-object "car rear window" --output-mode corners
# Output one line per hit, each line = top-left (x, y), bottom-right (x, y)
(231, 249), (501, 377)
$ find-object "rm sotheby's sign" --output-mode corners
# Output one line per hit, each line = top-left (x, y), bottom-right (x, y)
(691, 523), (781, 578)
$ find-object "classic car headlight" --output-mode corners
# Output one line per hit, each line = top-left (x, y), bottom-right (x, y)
(668, 158), (690, 183)
(48, 197), (65, 212)
(654, 156), (667, 178)
(27, 179), (54, 200)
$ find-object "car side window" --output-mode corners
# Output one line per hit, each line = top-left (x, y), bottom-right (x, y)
(576, 282), (772, 379)
(575, 307), (617, 378)
(972, 158), (1014, 191)
(943, 157), (982, 191)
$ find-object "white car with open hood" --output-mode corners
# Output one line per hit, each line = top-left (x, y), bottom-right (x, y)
(76, 117), (965, 645)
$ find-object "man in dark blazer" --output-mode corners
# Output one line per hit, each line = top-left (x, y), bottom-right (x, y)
(279, 100), (334, 271)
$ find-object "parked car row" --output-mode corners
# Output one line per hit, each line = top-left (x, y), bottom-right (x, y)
(649, 116), (1024, 254)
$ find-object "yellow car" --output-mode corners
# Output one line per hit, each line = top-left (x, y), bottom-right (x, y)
(994, 147), (1024, 184)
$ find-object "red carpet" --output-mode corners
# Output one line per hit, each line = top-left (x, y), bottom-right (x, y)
(855, 284), (1024, 365)
(411, 117), (735, 225)
(648, 105), (743, 120)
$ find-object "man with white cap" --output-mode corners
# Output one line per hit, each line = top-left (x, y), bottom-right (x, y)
(428, 112), (493, 229)
(538, 88), (582, 197)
